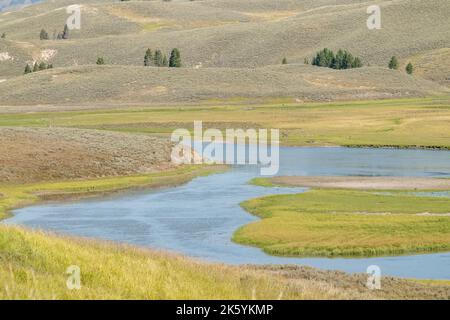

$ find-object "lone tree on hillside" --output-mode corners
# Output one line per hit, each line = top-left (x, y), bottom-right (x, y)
(62, 24), (69, 40)
(144, 48), (153, 66)
(406, 62), (414, 75)
(96, 57), (105, 65)
(388, 56), (399, 70)
(169, 48), (181, 67)
(24, 64), (32, 74)
(40, 29), (49, 40)
(282, 57), (287, 64)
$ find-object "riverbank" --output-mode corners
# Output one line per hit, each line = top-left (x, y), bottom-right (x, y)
(251, 176), (450, 190)
(0, 165), (225, 221)
(235, 178), (450, 258)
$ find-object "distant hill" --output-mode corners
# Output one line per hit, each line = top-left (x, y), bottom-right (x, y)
(0, 0), (41, 12)
(0, 0), (448, 107)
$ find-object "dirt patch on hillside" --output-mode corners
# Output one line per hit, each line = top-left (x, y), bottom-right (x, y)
(270, 176), (450, 190)
(253, 265), (450, 300)
(0, 127), (174, 184)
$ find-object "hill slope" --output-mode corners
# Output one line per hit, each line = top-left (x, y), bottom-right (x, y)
(0, 0), (449, 106)
(0, 64), (446, 107)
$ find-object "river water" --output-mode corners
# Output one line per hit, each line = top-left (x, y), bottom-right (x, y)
(5, 147), (450, 279)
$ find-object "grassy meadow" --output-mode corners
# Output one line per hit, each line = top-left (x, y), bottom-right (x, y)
(235, 188), (450, 257)
(1, 97), (450, 149)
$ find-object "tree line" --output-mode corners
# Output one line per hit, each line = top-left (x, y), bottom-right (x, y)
(311, 48), (363, 69)
(24, 62), (53, 74)
(144, 48), (181, 67)
(40, 25), (69, 40)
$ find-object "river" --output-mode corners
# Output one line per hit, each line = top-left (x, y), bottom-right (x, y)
(5, 147), (450, 279)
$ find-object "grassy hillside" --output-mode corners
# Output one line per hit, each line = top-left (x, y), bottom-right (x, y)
(0, 225), (306, 299)
(0, 0), (448, 105)
(3, 225), (449, 300)
(0, 64), (446, 106)
(1, 0), (448, 68)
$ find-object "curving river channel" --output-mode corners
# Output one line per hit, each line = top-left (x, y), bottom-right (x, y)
(5, 147), (450, 279)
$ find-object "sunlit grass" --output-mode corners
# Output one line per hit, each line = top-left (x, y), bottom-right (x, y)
(0, 165), (225, 221)
(235, 189), (450, 257)
(0, 97), (449, 148)
(0, 226), (312, 299)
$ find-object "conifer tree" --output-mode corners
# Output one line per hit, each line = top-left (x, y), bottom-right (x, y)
(40, 29), (49, 40)
(406, 62), (413, 75)
(24, 64), (32, 74)
(169, 48), (181, 67)
(154, 49), (163, 67)
(144, 48), (153, 66)
(62, 24), (69, 39)
(388, 56), (399, 70)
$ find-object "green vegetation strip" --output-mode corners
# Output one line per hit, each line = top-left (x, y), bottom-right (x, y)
(0, 165), (225, 221)
(234, 189), (450, 257)
(1, 97), (449, 149)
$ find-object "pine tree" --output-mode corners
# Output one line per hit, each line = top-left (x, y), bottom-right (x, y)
(32, 63), (39, 72)
(154, 49), (163, 67)
(352, 57), (362, 68)
(333, 49), (345, 69)
(169, 48), (181, 67)
(38, 62), (47, 70)
(96, 57), (105, 65)
(388, 56), (399, 70)
(144, 48), (153, 66)
(62, 24), (69, 40)
(406, 62), (413, 75)
(24, 64), (32, 74)
(40, 29), (49, 40)
(282, 57), (287, 65)
(162, 54), (168, 67)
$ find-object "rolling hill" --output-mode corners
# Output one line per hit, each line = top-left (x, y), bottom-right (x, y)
(0, 0), (449, 107)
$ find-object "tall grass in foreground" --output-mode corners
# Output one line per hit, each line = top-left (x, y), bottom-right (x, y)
(0, 226), (367, 300)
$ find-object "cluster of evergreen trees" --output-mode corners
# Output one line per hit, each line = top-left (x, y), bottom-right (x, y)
(40, 25), (69, 40)
(312, 48), (363, 69)
(144, 48), (181, 67)
(24, 62), (53, 74)
(388, 56), (414, 75)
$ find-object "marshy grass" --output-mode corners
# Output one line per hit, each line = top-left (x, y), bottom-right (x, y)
(235, 189), (450, 257)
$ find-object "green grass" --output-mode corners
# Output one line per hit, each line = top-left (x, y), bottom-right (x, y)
(0, 226), (310, 299)
(1, 97), (449, 148)
(234, 189), (450, 257)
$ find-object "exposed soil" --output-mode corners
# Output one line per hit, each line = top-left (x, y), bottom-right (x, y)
(271, 176), (450, 190)
(254, 265), (450, 300)
(0, 127), (174, 184)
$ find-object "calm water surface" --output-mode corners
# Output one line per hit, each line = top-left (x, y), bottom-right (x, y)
(5, 147), (450, 279)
